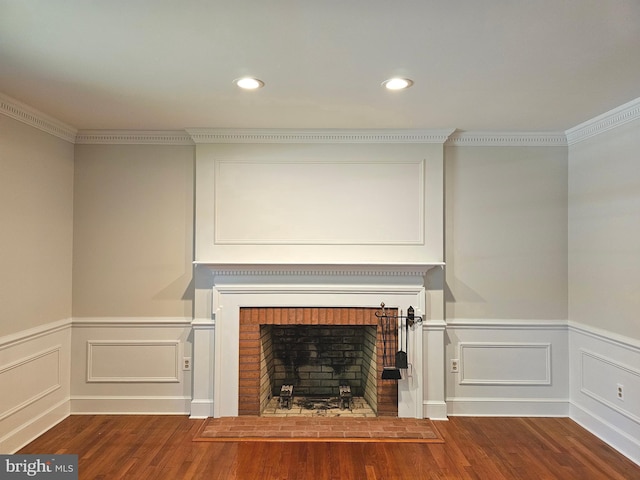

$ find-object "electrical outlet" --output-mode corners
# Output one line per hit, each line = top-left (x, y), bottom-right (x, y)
(183, 357), (191, 371)
(451, 359), (459, 373)
(617, 384), (624, 401)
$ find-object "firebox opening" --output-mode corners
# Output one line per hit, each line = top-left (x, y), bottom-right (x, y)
(259, 325), (378, 415)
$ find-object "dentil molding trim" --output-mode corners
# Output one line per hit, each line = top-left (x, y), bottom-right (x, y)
(75, 130), (194, 145)
(0, 93), (77, 143)
(565, 96), (640, 145)
(446, 131), (567, 146)
(185, 128), (456, 144)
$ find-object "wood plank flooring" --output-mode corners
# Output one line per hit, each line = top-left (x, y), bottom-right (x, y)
(18, 415), (640, 479)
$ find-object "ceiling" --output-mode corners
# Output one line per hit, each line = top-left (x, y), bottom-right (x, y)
(1, 1), (640, 132)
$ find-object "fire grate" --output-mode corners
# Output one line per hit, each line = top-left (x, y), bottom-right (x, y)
(279, 384), (294, 409)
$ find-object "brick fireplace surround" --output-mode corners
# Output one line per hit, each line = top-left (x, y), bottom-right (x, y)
(238, 307), (398, 416)
(190, 263), (447, 420)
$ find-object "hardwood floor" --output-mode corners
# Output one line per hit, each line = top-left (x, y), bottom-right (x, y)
(18, 415), (640, 479)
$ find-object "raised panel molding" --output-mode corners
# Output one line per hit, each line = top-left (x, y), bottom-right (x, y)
(0, 346), (61, 421)
(87, 341), (180, 383)
(459, 342), (551, 386)
(580, 349), (640, 424)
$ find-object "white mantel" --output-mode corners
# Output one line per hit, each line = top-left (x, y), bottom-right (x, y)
(190, 263), (447, 420)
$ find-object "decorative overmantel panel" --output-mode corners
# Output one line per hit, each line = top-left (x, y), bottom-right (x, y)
(192, 130), (448, 265)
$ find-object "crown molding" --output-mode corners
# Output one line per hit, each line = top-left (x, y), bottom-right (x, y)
(185, 128), (456, 144)
(565, 97), (640, 145)
(75, 130), (194, 145)
(0, 93), (77, 143)
(446, 131), (567, 147)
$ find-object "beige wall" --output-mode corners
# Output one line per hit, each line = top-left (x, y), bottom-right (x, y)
(72, 144), (194, 318)
(0, 116), (74, 337)
(568, 118), (640, 340)
(444, 145), (568, 320)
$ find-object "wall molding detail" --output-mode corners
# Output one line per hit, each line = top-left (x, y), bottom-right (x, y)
(0, 93), (77, 142)
(0, 346), (62, 421)
(0, 318), (72, 350)
(566, 96), (640, 145)
(86, 340), (181, 383)
(580, 349), (640, 425)
(569, 321), (640, 351)
(73, 317), (192, 328)
(459, 342), (551, 386)
(187, 128), (456, 144)
(446, 130), (567, 146)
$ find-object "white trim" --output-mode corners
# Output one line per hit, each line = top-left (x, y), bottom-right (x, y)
(459, 342), (552, 386)
(0, 346), (62, 421)
(447, 397), (570, 417)
(446, 130), (567, 146)
(70, 395), (191, 414)
(569, 321), (640, 352)
(0, 318), (72, 350)
(570, 402), (640, 467)
(72, 316), (192, 328)
(566, 96), (640, 145)
(75, 130), (194, 145)
(86, 340), (181, 383)
(0, 398), (70, 454)
(579, 349), (640, 425)
(0, 92), (77, 142)
(447, 318), (567, 330)
(186, 128), (456, 144)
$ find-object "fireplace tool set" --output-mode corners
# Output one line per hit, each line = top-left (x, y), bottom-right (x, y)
(376, 302), (423, 380)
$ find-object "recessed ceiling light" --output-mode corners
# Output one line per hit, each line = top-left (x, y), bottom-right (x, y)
(382, 78), (414, 90)
(234, 77), (265, 90)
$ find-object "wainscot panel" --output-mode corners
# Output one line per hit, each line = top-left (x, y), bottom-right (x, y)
(0, 320), (71, 453)
(569, 322), (640, 466)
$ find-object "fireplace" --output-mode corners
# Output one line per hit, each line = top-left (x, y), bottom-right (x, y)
(238, 307), (398, 416)
(190, 263), (447, 420)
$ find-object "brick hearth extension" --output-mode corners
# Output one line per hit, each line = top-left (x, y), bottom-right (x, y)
(239, 307), (398, 416)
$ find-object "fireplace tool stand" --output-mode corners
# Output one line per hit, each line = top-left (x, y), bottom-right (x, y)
(376, 302), (423, 380)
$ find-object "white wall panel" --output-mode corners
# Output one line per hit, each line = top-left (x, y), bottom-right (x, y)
(460, 342), (551, 385)
(569, 324), (640, 464)
(446, 320), (568, 416)
(87, 341), (180, 383)
(0, 347), (61, 420)
(0, 320), (71, 453)
(70, 318), (192, 414)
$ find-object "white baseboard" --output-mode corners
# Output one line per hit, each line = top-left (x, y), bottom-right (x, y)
(571, 402), (640, 467)
(70, 395), (191, 415)
(0, 398), (70, 454)
(190, 399), (214, 419)
(423, 401), (448, 420)
(447, 397), (570, 417)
